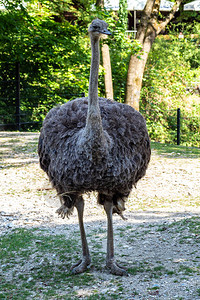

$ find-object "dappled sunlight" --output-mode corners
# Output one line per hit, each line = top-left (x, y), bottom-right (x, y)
(0, 131), (39, 168)
(1, 132), (200, 299)
(1, 132), (199, 230)
(151, 141), (200, 159)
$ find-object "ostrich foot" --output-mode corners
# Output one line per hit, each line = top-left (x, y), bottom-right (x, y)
(56, 205), (73, 219)
(106, 260), (128, 276)
(70, 256), (91, 274)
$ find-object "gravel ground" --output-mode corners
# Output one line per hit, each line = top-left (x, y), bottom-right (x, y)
(0, 131), (200, 299)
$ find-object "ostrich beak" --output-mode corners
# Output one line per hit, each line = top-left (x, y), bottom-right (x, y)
(100, 29), (112, 35)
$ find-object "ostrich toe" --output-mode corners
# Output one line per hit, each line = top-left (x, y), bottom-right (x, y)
(106, 260), (128, 276)
(70, 256), (91, 274)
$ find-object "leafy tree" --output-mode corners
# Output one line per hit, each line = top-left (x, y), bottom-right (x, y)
(0, 0), (92, 126)
(87, 0), (142, 101)
(141, 29), (200, 146)
(118, 0), (128, 32)
(171, 0), (200, 30)
(126, 0), (183, 110)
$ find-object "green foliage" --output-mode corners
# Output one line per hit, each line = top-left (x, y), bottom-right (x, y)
(0, 0), (142, 127)
(106, 34), (142, 102)
(87, 4), (142, 102)
(170, 0), (200, 32)
(0, 0), (199, 147)
(103, 13), (142, 102)
(141, 29), (200, 147)
(118, 0), (128, 32)
(0, 0), (91, 126)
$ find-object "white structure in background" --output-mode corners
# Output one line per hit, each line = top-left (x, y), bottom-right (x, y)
(104, 0), (175, 36)
(0, 3), (6, 10)
(104, 0), (174, 11)
(184, 0), (200, 10)
(0, 1), (26, 10)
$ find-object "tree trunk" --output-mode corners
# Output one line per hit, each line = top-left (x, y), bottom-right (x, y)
(125, 0), (183, 111)
(96, 0), (113, 99)
(96, 0), (104, 7)
(102, 43), (113, 99)
(126, 29), (156, 110)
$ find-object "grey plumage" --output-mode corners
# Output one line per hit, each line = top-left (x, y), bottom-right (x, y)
(38, 19), (151, 276)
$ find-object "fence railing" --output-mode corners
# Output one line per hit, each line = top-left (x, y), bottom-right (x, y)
(0, 97), (189, 146)
(0, 62), (199, 147)
(140, 107), (200, 147)
(0, 96), (85, 131)
(0, 62), (85, 131)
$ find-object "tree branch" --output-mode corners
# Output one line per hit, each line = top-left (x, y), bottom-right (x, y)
(143, 0), (159, 17)
(156, 0), (183, 34)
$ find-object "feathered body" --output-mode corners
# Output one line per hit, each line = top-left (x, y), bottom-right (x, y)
(38, 19), (151, 276)
(39, 97), (150, 198)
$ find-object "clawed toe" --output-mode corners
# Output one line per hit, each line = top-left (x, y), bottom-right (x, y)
(70, 257), (91, 274)
(107, 260), (128, 276)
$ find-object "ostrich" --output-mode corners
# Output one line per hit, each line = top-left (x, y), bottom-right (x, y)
(38, 19), (151, 276)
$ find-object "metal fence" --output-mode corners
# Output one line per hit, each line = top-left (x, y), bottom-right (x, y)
(0, 91), (184, 145)
(0, 62), (85, 131)
(0, 63), (199, 147)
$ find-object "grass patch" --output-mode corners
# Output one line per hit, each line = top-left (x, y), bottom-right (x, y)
(0, 133), (39, 168)
(179, 265), (197, 275)
(0, 228), (97, 299)
(151, 142), (200, 158)
(128, 262), (175, 278)
(157, 217), (200, 235)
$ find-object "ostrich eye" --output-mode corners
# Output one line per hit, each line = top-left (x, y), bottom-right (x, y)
(93, 25), (99, 31)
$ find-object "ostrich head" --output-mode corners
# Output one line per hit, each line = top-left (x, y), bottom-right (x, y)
(88, 19), (111, 37)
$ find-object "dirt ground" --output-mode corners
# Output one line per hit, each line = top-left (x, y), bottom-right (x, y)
(0, 131), (200, 299)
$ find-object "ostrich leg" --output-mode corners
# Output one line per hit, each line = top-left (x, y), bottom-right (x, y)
(104, 201), (128, 276)
(71, 196), (91, 274)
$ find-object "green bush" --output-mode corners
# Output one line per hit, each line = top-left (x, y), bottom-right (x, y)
(141, 31), (200, 147)
(0, 1), (141, 127)
(0, 1), (199, 147)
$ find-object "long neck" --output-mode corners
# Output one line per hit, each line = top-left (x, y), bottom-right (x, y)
(88, 34), (100, 106)
(85, 34), (103, 137)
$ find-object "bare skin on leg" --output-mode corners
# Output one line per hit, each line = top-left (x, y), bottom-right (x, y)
(104, 201), (128, 276)
(70, 196), (91, 274)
